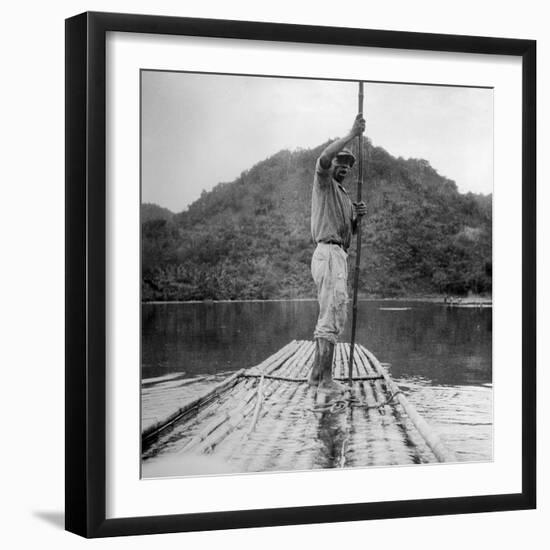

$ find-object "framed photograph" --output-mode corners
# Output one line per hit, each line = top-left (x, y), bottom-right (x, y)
(65, 11), (536, 538)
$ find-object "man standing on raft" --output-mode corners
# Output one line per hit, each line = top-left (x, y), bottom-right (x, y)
(309, 114), (367, 395)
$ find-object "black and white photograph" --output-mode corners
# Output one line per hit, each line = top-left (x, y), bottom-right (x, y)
(1, 0), (543, 544)
(140, 71), (493, 478)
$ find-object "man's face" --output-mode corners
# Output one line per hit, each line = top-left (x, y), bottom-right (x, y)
(332, 159), (352, 183)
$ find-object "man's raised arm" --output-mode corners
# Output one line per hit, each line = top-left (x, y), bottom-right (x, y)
(318, 114), (366, 169)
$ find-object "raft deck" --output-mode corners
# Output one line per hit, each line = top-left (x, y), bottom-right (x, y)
(142, 340), (455, 474)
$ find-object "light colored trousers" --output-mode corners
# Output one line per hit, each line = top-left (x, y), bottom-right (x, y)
(311, 243), (349, 344)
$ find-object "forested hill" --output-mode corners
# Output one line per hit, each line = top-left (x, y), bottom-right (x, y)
(142, 139), (492, 301)
(141, 203), (174, 223)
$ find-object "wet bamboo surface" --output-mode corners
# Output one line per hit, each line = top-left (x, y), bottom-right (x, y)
(142, 340), (448, 474)
(142, 372), (224, 435)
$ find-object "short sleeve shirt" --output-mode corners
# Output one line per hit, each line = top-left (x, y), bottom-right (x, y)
(311, 158), (355, 250)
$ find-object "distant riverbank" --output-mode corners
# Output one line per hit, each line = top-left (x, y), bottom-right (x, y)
(142, 294), (492, 305)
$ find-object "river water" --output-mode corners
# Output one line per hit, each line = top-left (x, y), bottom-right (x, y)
(142, 300), (492, 465)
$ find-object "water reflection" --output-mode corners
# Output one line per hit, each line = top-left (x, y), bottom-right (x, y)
(142, 301), (491, 386)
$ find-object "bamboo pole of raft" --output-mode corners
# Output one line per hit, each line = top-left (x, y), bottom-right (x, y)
(367, 354), (402, 465)
(359, 345), (457, 463)
(142, 372), (184, 385)
(348, 81), (365, 386)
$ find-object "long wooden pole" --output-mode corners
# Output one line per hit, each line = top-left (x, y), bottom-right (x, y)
(348, 82), (364, 385)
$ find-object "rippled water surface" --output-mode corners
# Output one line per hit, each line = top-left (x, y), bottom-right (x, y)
(142, 300), (492, 469)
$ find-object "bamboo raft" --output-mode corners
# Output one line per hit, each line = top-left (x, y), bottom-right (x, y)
(142, 340), (456, 474)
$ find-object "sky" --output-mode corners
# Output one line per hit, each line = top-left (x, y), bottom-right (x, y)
(141, 71), (493, 212)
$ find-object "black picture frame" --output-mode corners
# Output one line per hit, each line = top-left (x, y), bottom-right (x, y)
(65, 11), (536, 538)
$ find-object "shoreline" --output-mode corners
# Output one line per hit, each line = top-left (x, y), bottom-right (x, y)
(142, 295), (493, 305)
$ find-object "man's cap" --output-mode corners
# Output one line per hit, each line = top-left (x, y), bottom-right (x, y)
(334, 148), (356, 167)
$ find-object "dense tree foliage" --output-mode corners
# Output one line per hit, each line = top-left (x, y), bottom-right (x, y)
(142, 141), (492, 301)
(141, 203), (174, 223)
